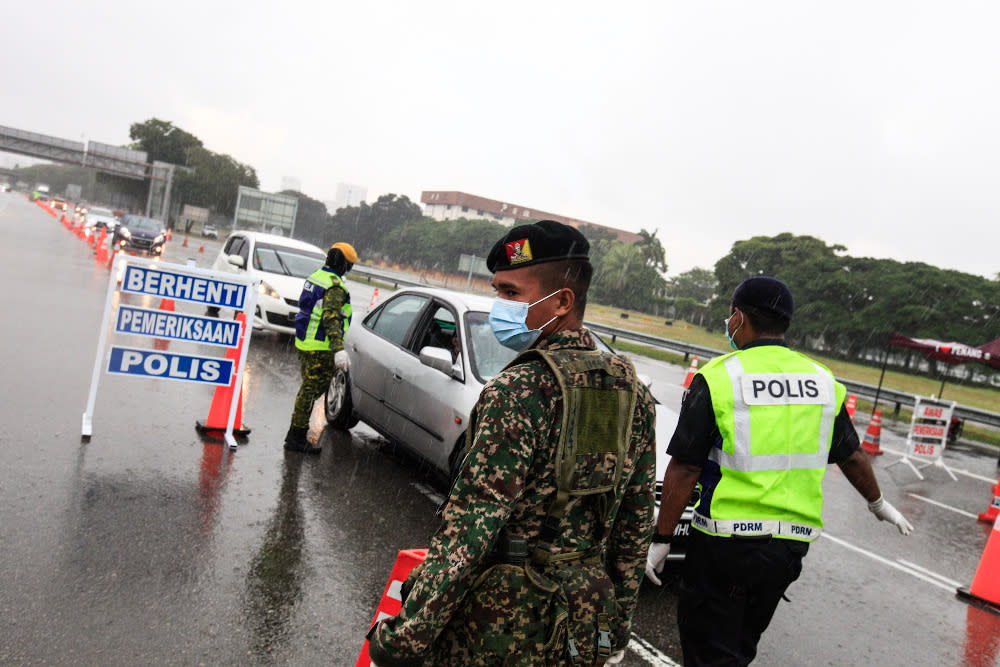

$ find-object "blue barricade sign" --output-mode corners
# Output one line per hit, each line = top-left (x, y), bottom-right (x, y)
(121, 264), (248, 309)
(107, 346), (234, 386)
(115, 305), (241, 347)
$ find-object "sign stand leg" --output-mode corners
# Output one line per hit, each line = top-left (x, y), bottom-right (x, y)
(886, 455), (925, 480)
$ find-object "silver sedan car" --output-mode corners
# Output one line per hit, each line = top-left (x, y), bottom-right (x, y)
(325, 286), (693, 558)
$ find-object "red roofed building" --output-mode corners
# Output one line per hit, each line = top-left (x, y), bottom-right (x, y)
(420, 190), (641, 244)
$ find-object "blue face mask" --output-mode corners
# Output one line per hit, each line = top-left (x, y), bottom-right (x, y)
(489, 289), (562, 351)
(725, 311), (743, 350)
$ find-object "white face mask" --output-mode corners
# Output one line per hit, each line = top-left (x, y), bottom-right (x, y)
(488, 289), (562, 351)
(725, 310), (744, 350)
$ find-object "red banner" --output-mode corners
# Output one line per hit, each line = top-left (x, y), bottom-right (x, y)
(889, 333), (1000, 371)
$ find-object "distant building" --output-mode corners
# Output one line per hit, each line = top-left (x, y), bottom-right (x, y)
(281, 175), (303, 192)
(325, 182), (368, 214)
(420, 190), (640, 243)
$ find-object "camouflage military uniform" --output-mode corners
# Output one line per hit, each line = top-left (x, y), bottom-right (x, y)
(290, 281), (349, 429)
(368, 328), (657, 666)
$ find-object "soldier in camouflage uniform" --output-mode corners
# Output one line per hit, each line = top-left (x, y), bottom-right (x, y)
(367, 221), (657, 666)
(284, 242), (357, 454)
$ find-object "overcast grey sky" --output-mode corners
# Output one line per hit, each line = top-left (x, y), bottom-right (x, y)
(4, 1), (998, 279)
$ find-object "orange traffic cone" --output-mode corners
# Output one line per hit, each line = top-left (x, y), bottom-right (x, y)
(845, 394), (857, 421)
(957, 516), (1000, 613)
(979, 475), (1000, 524)
(357, 548), (429, 666)
(198, 243), (205, 253)
(182, 236), (189, 248)
(862, 411), (884, 455)
(95, 230), (108, 264)
(195, 313), (251, 437)
(152, 298), (175, 350)
(165, 229), (172, 241)
(682, 356), (699, 389)
(368, 287), (380, 310)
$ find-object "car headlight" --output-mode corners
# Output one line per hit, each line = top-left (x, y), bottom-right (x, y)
(120, 228), (131, 238)
(154, 234), (165, 244)
(258, 281), (281, 300)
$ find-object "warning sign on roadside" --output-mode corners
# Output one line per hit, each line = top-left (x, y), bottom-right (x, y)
(888, 396), (958, 480)
(82, 255), (259, 448)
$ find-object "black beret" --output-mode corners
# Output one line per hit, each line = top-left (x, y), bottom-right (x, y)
(732, 276), (794, 320)
(486, 220), (590, 273)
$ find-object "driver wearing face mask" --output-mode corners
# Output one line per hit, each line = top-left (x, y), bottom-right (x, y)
(367, 220), (657, 666)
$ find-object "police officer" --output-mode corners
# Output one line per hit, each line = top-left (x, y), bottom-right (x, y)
(646, 276), (913, 666)
(367, 220), (658, 666)
(284, 242), (357, 454)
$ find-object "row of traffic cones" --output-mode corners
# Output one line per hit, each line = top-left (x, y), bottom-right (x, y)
(180, 236), (206, 253)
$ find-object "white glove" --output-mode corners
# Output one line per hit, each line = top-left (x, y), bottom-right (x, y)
(606, 649), (626, 664)
(868, 495), (913, 535)
(645, 542), (671, 586)
(334, 350), (350, 371)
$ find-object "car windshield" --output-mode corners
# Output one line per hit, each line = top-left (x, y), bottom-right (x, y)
(253, 242), (324, 278)
(127, 217), (161, 232)
(465, 311), (518, 382)
(90, 208), (113, 217)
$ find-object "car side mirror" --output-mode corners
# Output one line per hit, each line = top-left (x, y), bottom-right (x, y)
(227, 254), (245, 269)
(419, 346), (457, 376)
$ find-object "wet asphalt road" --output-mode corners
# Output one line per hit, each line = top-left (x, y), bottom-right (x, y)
(3, 193), (1000, 666)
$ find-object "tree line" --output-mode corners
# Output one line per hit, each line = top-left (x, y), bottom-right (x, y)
(709, 233), (1000, 364)
(19, 117), (999, 367)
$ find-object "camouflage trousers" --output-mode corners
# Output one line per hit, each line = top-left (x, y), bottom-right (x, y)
(291, 349), (335, 428)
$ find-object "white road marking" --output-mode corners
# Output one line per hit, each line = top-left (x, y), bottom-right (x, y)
(410, 482), (446, 506)
(822, 532), (957, 592)
(907, 492), (979, 519)
(628, 632), (682, 666)
(896, 559), (963, 588)
(868, 445), (996, 484)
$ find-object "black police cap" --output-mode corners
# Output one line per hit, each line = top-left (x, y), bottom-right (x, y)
(732, 276), (795, 320)
(486, 220), (590, 273)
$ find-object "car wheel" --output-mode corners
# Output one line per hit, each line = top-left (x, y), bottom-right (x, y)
(325, 368), (359, 429)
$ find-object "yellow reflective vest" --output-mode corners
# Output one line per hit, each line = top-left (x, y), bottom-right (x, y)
(294, 268), (351, 352)
(694, 344), (846, 542)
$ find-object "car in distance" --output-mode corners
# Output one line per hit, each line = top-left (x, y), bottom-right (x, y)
(324, 285), (695, 557)
(202, 224), (219, 239)
(210, 231), (326, 335)
(50, 196), (69, 211)
(85, 207), (119, 234)
(112, 215), (167, 256)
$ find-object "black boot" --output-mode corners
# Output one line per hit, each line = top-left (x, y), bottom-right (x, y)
(284, 426), (320, 454)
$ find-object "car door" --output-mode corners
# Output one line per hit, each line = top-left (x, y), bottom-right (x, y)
(387, 301), (471, 473)
(349, 293), (429, 435)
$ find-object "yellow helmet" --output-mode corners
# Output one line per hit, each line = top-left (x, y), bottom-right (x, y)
(330, 242), (358, 264)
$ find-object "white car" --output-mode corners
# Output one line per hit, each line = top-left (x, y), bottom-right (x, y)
(85, 207), (119, 234)
(210, 231), (326, 335)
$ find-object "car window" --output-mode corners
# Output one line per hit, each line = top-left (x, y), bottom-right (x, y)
(415, 304), (460, 361)
(252, 243), (324, 278)
(224, 235), (245, 256)
(366, 294), (429, 346)
(466, 311), (518, 382)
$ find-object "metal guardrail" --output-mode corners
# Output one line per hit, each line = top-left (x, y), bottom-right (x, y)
(585, 321), (1000, 430)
